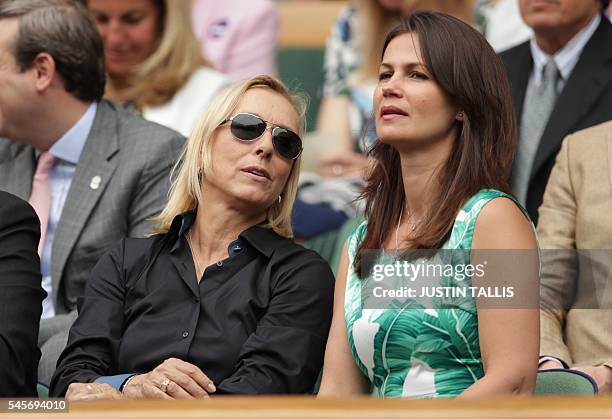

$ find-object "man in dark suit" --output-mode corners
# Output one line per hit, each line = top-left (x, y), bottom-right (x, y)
(500, 0), (612, 224)
(0, 192), (45, 396)
(0, 0), (184, 384)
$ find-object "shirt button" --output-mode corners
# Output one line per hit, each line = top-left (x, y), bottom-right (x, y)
(216, 261), (223, 267)
(182, 331), (189, 338)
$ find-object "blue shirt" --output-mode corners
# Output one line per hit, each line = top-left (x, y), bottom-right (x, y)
(40, 102), (97, 319)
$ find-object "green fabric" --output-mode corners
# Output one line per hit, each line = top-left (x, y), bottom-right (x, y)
(304, 229), (340, 269)
(305, 217), (364, 276)
(535, 370), (597, 395)
(344, 189), (515, 398)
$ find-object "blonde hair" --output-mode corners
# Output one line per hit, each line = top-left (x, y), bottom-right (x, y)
(152, 75), (308, 238)
(352, 0), (475, 84)
(119, 0), (208, 108)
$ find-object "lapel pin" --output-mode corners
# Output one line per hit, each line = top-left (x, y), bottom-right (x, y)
(90, 175), (101, 190)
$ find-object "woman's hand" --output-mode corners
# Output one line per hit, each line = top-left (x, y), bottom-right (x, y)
(66, 383), (123, 401)
(122, 358), (216, 399)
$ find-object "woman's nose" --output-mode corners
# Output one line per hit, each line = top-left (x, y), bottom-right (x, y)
(382, 76), (403, 98)
(105, 20), (125, 47)
(254, 129), (274, 159)
(382, 83), (402, 98)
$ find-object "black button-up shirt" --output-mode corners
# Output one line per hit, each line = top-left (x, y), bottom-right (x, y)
(50, 213), (334, 396)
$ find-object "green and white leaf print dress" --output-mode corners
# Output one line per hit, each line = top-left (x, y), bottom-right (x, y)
(345, 189), (516, 398)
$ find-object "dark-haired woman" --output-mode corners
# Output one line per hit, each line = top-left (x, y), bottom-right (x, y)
(318, 11), (539, 398)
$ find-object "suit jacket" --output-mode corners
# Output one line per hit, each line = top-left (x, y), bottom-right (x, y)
(537, 120), (612, 368)
(192, 0), (278, 81)
(0, 191), (45, 396)
(0, 100), (184, 314)
(500, 16), (612, 224)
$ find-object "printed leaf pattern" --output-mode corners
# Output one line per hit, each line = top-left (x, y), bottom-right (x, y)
(345, 189), (508, 398)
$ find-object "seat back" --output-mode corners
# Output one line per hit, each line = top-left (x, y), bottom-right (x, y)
(37, 382), (49, 397)
(278, 47), (325, 131)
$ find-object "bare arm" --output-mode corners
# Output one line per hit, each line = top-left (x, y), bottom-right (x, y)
(460, 197), (539, 397)
(316, 96), (369, 178)
(318, 242), (369, 396)
(316, 96), (353, 153)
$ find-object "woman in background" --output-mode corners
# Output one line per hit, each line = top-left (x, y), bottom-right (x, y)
(318, 12), (539, 398)
(87, 0), (228, 136)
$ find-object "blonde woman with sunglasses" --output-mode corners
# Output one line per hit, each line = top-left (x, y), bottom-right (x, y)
(50, 76), (334, 400)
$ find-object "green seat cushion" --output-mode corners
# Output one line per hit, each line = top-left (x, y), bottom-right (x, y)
(535, 369), (597, 396)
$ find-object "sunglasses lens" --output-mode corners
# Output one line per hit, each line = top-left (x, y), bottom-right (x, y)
(231, 113), (266, 141)
(273, 128), (302, 160)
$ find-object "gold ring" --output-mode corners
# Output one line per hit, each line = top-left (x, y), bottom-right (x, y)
(160, 378), (171, 393)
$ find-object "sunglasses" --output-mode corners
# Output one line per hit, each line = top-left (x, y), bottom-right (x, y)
(220, 113), (303, 160)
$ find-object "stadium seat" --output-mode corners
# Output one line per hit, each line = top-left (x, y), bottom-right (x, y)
(535, 369), (598, 396)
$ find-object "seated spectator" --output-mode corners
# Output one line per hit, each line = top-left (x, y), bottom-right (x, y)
(191, 0), (279, 81)
(0, 0), (184, 386)
(318, 11), (539, 398)
(500, 0), (612, 224)
(537, 120), (612, 394)
(86, 0), (229, 137)
(50, 75), (335, 400)
(0, 192), (45, 396)
(316, 0), (403, 179)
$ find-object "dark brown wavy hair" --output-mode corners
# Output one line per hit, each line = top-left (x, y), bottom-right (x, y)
(353, 11), (517, 277)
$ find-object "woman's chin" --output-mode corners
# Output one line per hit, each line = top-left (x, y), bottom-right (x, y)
(231, 194), (275, 214)
(376, 134), (409, 146)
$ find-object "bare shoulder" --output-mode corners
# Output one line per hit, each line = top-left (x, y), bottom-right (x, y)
(472, 197), (536, 250)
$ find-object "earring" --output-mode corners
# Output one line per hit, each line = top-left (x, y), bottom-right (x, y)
(456, 112), (464, 121)
(278, 195), (282, 204)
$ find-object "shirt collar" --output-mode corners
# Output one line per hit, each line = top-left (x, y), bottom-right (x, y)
(529, 13), (601, 84)
(239, 223), (287, 258)
(167, 212), (287, 258)
(48, 102), (98, 164)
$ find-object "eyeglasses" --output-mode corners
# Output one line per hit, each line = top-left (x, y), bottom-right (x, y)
(220, 113), (303, 160)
